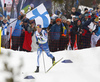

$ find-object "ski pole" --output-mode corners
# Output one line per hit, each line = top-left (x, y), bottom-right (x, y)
(42, 49), (46, 73)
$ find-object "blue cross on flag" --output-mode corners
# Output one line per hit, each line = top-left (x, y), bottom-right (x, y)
(26, 3), (51, 28)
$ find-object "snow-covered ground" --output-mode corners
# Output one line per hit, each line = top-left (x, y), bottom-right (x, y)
(0, 47), (100, 82)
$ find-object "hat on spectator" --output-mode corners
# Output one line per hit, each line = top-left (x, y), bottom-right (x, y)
(37, 24), (41, 28)
(20, 10), (25, 14)
(0, 14), (3, 17)
(94, 18), (98, 23)
(23, 18), (29, 23)
(84, 8), (88, 11)
(56, 18), (61, 23)
(85, 14), (89, 17)
(61, 16), (67, 21)
(30, 4), (34, 8)
(67, 19), (71, 22)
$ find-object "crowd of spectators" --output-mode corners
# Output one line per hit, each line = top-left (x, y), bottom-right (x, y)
(0, 3), (100, 52)
(48, 7), (100, 52)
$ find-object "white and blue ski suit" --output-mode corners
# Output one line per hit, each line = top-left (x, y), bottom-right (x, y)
(35, 30), (54, 66)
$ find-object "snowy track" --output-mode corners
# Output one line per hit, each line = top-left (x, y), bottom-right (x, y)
(0, 47), (100, 82)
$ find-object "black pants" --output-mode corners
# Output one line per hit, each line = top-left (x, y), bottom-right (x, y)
(20, 32), (25, 51)
(49, 39), (60, 52)
(71, 33), (75, 50)
(59, 37), (69, 50)
(12, 36), (20, 50)
(82, 33), (91, 48)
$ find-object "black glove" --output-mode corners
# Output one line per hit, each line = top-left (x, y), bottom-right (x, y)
(39, 32), (42, 36)
(36, 42), (39, 45)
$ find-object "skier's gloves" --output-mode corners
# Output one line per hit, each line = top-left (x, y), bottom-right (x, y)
(39, 32), (42, 36)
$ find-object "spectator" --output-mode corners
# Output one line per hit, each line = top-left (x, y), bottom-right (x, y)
(82, 14), (89, 24)
(76, 20), (83, 49)
(20, 18), (29, 51)
(1, 17), (9, 48)
(91, 21), (100, 47)
(82, 17), (96, 48)
(49, 18), (62, 52)
(71, 7), (81, 18)
(23, 21), (36, 52)
(96, 7), (100, 16)
(59, 18), (69, 50)
(12, 15), (24, 50)
(84, 8), (89, 14)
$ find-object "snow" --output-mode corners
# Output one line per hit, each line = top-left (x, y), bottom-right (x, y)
(0, 47), (100, 82)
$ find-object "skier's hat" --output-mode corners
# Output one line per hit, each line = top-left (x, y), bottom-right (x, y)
(37, 24), (42, 28)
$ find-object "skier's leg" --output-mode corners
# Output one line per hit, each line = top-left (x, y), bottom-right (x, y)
(37, 48), (42, 66)
(44, 47), (55, 64)
(35, 47), (42, 73)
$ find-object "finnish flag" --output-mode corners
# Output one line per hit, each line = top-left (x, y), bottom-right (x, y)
(26, 3), (51, 28)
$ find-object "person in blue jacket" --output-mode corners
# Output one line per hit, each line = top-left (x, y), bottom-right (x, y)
(35, 25), (55, 73)
(49, 18), (62, 52)
(12, 15), (24, 50)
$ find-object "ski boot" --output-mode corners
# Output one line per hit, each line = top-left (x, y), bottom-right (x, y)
(52, 57), (55, 65)
(35, 66), (39, 73)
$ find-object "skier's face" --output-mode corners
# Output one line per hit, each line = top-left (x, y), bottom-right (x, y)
(37, 27), (42, 33)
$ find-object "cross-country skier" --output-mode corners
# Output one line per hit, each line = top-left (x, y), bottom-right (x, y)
(35, 25), (55, 73)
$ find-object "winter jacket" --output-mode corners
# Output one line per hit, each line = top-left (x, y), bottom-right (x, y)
(95, 26), (100, 36)
(22, 24), (29, 31)
(82, 18), (89, 24)
(72, 24), (83, 35)
(50, 23), (62, 40)
(12, 20), (23, 36)
(71, 11), (81, 16)
(83, 17), (95, 32)
(96, 11), (100, 16)
(35, 30), (48, 44)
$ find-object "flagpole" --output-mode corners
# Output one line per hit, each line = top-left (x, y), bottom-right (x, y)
(10, 26), (12, 49)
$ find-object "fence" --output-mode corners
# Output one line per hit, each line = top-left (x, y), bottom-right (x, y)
(1, 29), (100, 52)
